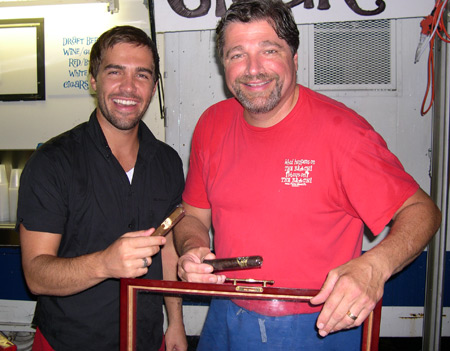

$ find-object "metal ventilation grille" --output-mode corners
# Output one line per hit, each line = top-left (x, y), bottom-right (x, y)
(312, 19), (395, 90)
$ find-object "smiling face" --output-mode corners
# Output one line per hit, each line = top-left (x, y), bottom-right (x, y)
(222, 20), (299, 127)
(90, 42), (157, 131)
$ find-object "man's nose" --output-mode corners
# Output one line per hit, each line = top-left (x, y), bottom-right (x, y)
(246, 54), (264, 76)
(120, 74), (137, 92)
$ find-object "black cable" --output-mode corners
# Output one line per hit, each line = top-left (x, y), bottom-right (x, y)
(148, 0), (165, 120)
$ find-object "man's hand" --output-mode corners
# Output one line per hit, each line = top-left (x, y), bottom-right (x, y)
(177, 247), (226, 284)
(310, 188), (441, 337)
(310, 254), (384, 337)
(20, 226), (166, 296)
(164, 321), (188, 351)
(99, 228), (166, 279)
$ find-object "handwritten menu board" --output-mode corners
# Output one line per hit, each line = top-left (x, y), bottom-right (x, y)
(61, 35), (98, 91)
(46, 32), (99, 96)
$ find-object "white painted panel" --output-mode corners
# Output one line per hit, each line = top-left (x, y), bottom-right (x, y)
(164, 30), (229, 176)
(0, 0), (165, 149)
(381, 306), (450, 337)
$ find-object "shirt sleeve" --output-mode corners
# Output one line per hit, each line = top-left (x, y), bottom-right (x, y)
(16, 149), (68, 234)
(167, 150), (186, 214)
(183, 113), (211, 209)
(340, 128), (419, 235)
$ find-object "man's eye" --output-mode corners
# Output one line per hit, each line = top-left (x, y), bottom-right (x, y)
(230, 53), (243, 60)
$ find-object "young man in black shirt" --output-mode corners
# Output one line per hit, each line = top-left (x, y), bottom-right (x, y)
(18, 26), (186, 351)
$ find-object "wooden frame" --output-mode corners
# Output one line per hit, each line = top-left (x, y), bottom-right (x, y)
(120, 278), (382, 351)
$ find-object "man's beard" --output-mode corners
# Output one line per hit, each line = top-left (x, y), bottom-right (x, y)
(97, 94), (147, 131)
(232, 74), (282, 114)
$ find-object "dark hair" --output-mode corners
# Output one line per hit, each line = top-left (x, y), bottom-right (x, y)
(216, 0), (299, 61)
(89, 25), (160, 83)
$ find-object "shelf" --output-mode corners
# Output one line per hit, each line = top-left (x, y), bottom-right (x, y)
(0, 222), (15, 229)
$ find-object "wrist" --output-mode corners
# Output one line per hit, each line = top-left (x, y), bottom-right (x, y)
(91, 251), (109, 280)
(360, 249), (393, 283)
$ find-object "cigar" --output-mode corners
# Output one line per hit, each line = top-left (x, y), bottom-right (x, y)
(152, 206), (185, 237)
(203, 256), (263, 271)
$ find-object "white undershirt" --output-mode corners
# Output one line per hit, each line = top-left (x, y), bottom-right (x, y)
(126, 167), (134, 184)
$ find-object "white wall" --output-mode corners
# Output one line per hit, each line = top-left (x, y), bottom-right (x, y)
(0, 0), (165, 150)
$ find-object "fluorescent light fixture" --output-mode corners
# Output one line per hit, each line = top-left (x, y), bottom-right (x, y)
(0, 0), (119, 13)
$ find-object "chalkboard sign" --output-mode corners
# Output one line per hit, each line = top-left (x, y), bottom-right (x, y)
(0, 18), (45, 101)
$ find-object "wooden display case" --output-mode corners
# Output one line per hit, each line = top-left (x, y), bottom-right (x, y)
(120, 278), (382, 351)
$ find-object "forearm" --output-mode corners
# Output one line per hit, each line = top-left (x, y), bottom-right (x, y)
(364, 189), (441, 278)
(21, 227), (165, 297)
(161, 231), (187, 349)
(24, 251), (105, 296)
(162, 232), (185, 323)
(163, 296), (187, 351)
(164, 295), (185, 327)
(173, 202), (211, 256)
(172, 203), (224, 283)
(173, 216), (210, 255)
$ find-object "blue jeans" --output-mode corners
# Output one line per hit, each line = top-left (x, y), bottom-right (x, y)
(197, 299), (362, 351)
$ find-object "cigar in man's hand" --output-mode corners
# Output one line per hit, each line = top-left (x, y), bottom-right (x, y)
(203, 256), (263, 271)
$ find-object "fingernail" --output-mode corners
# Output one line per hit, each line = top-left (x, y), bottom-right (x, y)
(318, 323), (324, 330)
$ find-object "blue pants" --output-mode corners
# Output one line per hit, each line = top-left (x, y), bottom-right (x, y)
(197, 299), (362, 351)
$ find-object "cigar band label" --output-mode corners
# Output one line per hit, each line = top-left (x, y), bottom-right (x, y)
(161, 218), (173, 229)
(236, 257), (249, 267)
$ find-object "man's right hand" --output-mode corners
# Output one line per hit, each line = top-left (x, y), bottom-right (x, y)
(99, 228), (166, 279)
(20, 225), (165, 296)
(177, 247), (226, 284)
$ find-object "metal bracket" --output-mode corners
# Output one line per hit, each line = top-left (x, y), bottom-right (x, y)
(225, 278), (275, 288)
(108, 0), (119, 13)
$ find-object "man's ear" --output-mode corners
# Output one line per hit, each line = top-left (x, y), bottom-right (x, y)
(90, 75), (97, 92)
(151, 80), (158, 99)
(293, 52), (299, 72)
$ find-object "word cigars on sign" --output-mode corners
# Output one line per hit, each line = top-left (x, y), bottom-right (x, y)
(166, 0), (386, 18)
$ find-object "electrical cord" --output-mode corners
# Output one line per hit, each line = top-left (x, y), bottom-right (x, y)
(415, 0), (450, 116)
(147, 0), (166, 121)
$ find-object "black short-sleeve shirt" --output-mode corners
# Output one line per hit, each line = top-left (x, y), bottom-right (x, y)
(17, 110), (185, 350)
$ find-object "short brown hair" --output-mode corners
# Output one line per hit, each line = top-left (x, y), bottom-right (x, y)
(89, 25), (160, 83)
(216, 0), (299, 61)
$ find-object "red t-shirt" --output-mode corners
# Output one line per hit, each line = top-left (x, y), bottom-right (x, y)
(183, 85), (418, 315)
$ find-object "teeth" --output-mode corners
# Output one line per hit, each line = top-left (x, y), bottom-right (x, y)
(247, 81), (268, 87)
(113, 99), (137, 106)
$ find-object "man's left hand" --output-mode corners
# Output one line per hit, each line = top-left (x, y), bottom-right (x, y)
(309, 254), (385, 337)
